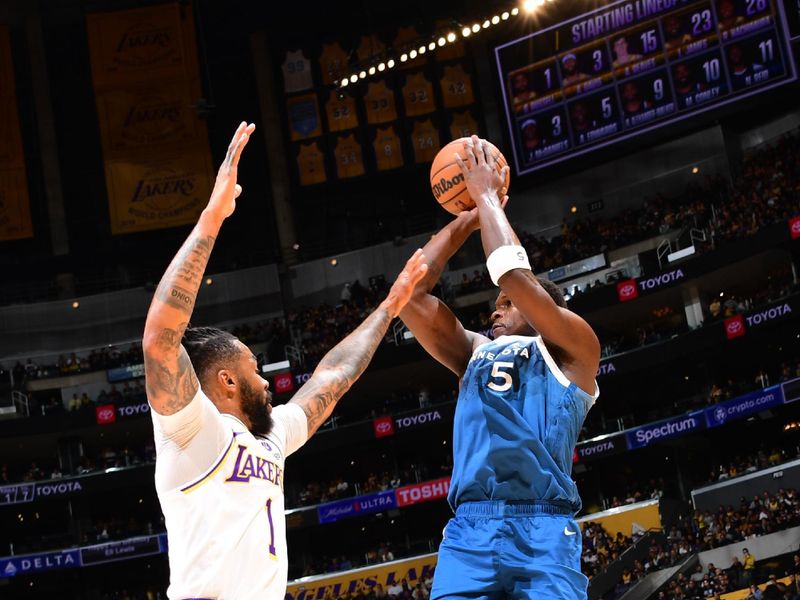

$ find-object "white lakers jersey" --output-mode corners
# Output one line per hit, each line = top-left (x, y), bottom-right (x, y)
(152, 389), (307, 599)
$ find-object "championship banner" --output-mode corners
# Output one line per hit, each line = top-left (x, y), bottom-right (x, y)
(94, 83), (203, 158)
(103, 151), (212, 234)
(285, 553), (438, 600)
(0, 27), (32, 241)
(86, 3), (200, 89)
(87, 4), (213, 235)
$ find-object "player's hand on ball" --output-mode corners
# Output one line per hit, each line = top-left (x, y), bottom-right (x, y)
(454, 135), (510, 209)
(206, 121), (256, 221)
(384, 249), (429, 317)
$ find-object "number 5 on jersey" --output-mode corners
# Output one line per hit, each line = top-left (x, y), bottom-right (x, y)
(488, 361), (515, 392)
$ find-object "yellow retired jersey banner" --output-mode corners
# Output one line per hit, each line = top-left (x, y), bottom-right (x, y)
(104, 151), (213, 235)
(94, 83), (203, 157)
(87, 4), (213, 234)
(285, 553), (438, 600)
(0, 26), (32, 241)
(86, 3), (200, 90)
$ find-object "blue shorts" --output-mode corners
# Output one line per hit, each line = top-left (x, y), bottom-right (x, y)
(431, 500), (588, 600)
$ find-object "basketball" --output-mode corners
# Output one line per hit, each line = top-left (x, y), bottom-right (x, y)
(429, 138), (510, 215)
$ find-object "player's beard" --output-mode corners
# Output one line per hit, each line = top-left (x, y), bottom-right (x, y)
(240, 378), (273, 436)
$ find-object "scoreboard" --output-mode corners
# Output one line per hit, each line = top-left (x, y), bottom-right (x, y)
(495, 0), (797, 175)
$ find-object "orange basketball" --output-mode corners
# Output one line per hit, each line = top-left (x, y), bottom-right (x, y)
(429, 138), (510, 215)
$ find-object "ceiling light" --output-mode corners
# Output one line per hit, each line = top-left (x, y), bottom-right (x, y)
(523, 0), (537, 12)
(387, 59), (395, 68)
(409, 49), (418, 59)
(71, 301), (80, 309)
(438, 37), (446, 46)
(483, 20), (490, 28)
(340, 78), (349, 87)
(359, 70), (366, 79)
(492, 15), (500, 24)
(350, 74), (358, 83)
(471, 23), (481, 33)
(512, 7), (520, 15)
(400, 53), (408, 62)
(447, 32), (456, 42)
(502, 11), (510, 19)
(462, 27), (471, 37)
(418, 45), (426, 54)
(428, 42), (436, 51)
(368, 66), (376, 75)
(378, 62), (386, 71)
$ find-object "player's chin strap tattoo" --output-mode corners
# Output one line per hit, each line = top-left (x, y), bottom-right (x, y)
(291, 305), (394, 437)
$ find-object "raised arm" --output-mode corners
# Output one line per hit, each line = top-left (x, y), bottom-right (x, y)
(456, 136), (600, 393)
(290, 250), (428, 437)
(398, 212), (493, 377)
(143, 122), (255, 415)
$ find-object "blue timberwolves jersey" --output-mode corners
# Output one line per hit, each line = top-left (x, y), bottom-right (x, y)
(448, 335), (598, 512)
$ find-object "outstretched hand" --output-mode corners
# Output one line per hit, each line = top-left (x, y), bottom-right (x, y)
(206, 121), (256, 221)
(384, 249), (429, 317)
(454, 135), (509, 211)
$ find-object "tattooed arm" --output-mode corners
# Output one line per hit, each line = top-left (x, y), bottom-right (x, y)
(290, 250), (428, 437)
(143, 122), (255, 416)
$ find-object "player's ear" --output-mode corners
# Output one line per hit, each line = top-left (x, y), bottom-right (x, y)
(216, 368), (237, 397)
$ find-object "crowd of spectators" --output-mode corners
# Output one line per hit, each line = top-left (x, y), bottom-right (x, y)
(0, 442), (156, 485)
(9, 344), (143, 383)
(707, 446), (800, 485)
(604, 489), (800, 598)
(299, 544), (436, 597)
(581, 521), (634, 580)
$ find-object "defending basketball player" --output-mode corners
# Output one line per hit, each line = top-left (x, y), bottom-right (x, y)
(143, 122), (427, 600)
(400, 136), (600, 599)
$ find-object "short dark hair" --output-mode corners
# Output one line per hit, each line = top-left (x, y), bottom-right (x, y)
(536, 276), (567, 308)
(182, 326), (242, 384)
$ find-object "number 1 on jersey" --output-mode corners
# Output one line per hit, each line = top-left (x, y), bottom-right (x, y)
(487, 361), (515, 392)
(265, 498), (277, 559)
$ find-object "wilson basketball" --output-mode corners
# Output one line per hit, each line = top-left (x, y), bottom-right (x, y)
(429, 138), (510, 215)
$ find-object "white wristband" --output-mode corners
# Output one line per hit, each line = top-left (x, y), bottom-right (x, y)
(486, 245), (531, 285)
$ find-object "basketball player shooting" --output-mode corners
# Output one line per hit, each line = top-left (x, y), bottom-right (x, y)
(400, 136), (600, 599)
(142, 122), (428, 600)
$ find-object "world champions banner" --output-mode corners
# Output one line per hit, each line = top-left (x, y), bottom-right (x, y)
(86, 3), (213, 234)
(0, 26), (33, 241)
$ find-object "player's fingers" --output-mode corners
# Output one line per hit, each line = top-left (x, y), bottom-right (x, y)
(405, 248), (423, 271)
(411, 263), (428, 284)
(234, 184), (242, 198)
(501, 195), (509, 210)
(454, 154), (469, 175)
(485, 145), (497, 169)
(225, 122), (247, 164)
(472, 136), (485, 166)
(232, 124), (256, 165)
(463, 142), (477, 168)
(500, 165), (510, 182)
